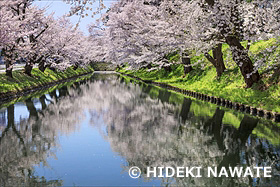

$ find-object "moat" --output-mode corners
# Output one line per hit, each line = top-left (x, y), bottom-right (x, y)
(0, 73), (279, 186)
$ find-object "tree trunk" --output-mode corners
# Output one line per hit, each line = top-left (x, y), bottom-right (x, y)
(58, 86), (69, 97)
(163, 65), (172, 72)
(7, 104), (15, 127)
(246, 40), (251, 51)
(24, 62), (34, 76)
(226, 36), (260, 88)
(179, 98), (192, 123)
(73, 64), (79, 70)
(158, 89), (171, 103)
(49, 90), (58, 102)
(203, 0), (259, 87)
(182, 53), (193, 76)
(2, 47), (14, 78)
(0, 105), (14, 143)
(5, 59), (13, 78)
(213, 44), (225, 77)
(146, 63), (152, 69)
(204, 107), (225, 150)
(204, 44), (225, 77)
(39, 95), (47, 110)
(26, 98), (38, 119)
(236, 115), (258, 144)
(39, 61), (46, 72)
(142, 84), (153, 94)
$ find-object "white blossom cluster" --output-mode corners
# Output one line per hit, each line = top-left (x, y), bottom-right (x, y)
(0, 0), (94, 75)
(86, 0), (280, 83)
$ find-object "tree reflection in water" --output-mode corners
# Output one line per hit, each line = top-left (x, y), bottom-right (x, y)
(88, 75), (280, 186)
(0, 73), (279, 186)
(0, 103), (62, 186)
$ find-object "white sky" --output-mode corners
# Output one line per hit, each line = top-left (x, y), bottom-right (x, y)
(34, 0), (116, 35)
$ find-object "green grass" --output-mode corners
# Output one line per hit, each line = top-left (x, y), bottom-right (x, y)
(118, 38), (280, 113)
(0, 73), (93, 109)
(0, 66), (94, 93)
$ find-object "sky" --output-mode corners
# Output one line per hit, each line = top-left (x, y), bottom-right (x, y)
(34, 0), (116, 35)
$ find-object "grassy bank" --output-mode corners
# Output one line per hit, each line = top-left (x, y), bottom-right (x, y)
(0, 72), (93, 108)
(0, 67), (94, 94)
(118, 39), (280, 113)
(120, 74), (280, 145)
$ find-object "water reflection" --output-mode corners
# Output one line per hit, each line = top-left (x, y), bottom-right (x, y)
(0, 104), (62, 186)
(0, 73), (279, 186)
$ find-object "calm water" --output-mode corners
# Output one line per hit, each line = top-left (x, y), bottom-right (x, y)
(0, 73), (279, 186)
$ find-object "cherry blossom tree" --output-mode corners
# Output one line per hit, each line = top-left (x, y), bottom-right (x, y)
(88, 0), (224, 77)
(160, 0), (280, 87)
(37, 16), (92, 72)
(0, 0), (35, 78)
(100, 0), (193, 71)
(87, 26), (108, 63)
(21, 6), (52, 76)
(0, 0), (92, 77)
(93, 0), (280, 86)
(2, 0), (279, 86)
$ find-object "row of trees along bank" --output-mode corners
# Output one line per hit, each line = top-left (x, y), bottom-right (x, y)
(0, 0), (97, 78)
(1, 0), (280, 88)
(85, 0), (280, 88)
